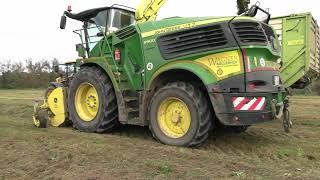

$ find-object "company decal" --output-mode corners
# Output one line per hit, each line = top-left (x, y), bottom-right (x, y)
(287, 39), (304, 46)
(141, 16), (253, 38)
(196, 50), (242, 79)
(144, 39), (156, 45)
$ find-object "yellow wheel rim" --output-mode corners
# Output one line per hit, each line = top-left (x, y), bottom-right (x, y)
(157, 97), (191, 139)
(75, 83), (99, 122)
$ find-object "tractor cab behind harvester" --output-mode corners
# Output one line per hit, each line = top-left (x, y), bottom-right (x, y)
(53, 61), (77, 86)
(60, 5), (135, 58)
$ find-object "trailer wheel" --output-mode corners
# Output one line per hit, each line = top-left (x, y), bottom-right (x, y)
(68, 67), (118, 133)
(149, 82), (213, 147)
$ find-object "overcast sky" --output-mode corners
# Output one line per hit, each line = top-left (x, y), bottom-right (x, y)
(0, 0), (319, 63)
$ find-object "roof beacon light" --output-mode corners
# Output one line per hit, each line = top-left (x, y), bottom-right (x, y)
(67, 5), (72, 12)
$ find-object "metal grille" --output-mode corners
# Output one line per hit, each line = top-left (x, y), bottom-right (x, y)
(158, 24), (228, 59)
(232, 21), (267, 44)
(115, 26), (136, 40)
(261, 23), (276, 42)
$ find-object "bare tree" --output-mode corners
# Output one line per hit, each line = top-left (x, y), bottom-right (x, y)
(12, 62), (25, 73)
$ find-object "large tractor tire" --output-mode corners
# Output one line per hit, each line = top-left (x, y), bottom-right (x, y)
(149, 82), (213, 147)
(68, 66), (118, 133)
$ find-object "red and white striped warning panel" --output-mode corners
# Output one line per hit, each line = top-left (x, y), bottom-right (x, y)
(232, 97), (266, 111)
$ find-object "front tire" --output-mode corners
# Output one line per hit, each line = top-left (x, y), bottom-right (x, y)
(68, 67), (118, 133)
(149, 82), (213, 147)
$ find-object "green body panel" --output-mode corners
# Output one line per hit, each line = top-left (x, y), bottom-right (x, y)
(112, 33), (145, 90)
(270, 13), (320, 88)
(148, 60), (219, 88)
(71, 14), (286, 126)
(76, 16), (281, 92)
(245, 47), (280, 71)
(136, 16), (270, 90)
(78, 16), (266, 92)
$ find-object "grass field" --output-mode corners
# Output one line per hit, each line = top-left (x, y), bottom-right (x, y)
(0, 89), (319, 179)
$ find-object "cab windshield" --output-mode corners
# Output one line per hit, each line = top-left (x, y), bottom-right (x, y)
(71, 7), (135, 57)
(90, 10), (109, 27)
(107, 9), (135, 31)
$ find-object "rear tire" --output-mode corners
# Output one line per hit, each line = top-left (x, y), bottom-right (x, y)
(149, 82), (213, 147)
(68, 66), (118, 133)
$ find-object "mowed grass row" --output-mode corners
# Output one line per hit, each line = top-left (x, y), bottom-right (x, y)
(0, 89), (319, 179)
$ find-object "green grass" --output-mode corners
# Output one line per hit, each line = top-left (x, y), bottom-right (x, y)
(0, 90), (319, 179)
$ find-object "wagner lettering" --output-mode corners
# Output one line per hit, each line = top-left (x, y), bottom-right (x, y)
(208, 55), (239, 67)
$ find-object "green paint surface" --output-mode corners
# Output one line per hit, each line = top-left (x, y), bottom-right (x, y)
(76, 16), (281, 93)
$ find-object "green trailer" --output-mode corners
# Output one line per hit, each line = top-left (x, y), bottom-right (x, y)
(270, 13), (320, 89)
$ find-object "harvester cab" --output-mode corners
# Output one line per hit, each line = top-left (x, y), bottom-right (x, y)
(60, 5), (135, 58)
(33, 1), (292, 147)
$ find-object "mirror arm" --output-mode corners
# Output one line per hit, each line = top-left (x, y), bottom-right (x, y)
(256, 6), (271, 24)
(243, 5), (271, 24)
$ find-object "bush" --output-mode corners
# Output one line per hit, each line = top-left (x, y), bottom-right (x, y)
(0, 59), (59, 89)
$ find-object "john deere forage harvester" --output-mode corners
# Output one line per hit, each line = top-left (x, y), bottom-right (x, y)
(33, 1), (291, 147)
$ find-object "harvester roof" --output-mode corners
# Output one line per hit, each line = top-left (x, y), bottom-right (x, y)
(65, 5), (135, 22)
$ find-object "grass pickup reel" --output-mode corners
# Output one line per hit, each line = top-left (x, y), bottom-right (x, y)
(33, 62), (76, 128)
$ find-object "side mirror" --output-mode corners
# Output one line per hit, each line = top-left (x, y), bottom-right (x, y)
(60, 15), (67, 29)
(246, 5), (258, 17)
(53, 65), (59, 73)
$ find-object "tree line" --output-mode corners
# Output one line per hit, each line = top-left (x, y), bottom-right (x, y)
(0, 59), (59, 89)
(0, 58), (319, 95)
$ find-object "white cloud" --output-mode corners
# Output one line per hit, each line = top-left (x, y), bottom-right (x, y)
(0, 0), (319, 62)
